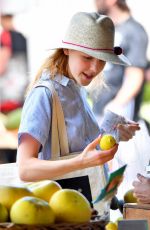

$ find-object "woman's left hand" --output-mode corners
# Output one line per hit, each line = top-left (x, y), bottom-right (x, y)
(117, 121), (140, 141)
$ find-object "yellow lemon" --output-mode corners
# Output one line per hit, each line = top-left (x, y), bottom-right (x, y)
(0, 185), (34, 210)
(49, 189), (92, 223)
(10, 196), (55, 225)
(124, 189), (137, 203)
(115, 216), (123, 226)
(100, 134), (116, 150)
(28, 180), (62, 202)
(105, 222), (118, 230)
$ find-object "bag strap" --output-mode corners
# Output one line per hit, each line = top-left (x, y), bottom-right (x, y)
(34, 80), (107, 186)
(35, 80), (69, 159)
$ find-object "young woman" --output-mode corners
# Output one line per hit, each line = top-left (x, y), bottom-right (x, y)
(17, 12), (140, 182)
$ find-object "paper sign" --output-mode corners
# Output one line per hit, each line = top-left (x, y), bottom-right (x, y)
(93, 164), (127, 204)
(100, 110), (127, 142)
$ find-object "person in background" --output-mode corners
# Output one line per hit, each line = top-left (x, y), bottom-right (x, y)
(133, 173), (150, 204)
(90, 0), (148, 122)
(145, 61), (150, 83)
(0, 14), (28, 113)
(16, 12), (140, 183)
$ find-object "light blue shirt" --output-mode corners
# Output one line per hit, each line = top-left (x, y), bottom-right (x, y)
(18, 71), (104, 160)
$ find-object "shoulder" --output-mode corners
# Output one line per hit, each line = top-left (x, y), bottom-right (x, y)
(127, 17), (148, 38)
(19, 84), (53, 147)
(27, 83), (52, 102)
(23, 83), (52, 118)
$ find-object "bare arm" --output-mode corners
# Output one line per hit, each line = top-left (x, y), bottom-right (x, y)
(17, 134), (118, 182)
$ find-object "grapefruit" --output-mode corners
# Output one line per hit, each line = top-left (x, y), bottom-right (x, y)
(49, 189), (92, 223)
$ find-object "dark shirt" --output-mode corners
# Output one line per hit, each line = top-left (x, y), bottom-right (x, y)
(0, 29), (28, 109)
(1, 30), (27, 55)
(92, 16), (148, 119)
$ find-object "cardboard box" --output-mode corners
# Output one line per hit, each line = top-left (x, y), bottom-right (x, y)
(123, 203), (150, 229)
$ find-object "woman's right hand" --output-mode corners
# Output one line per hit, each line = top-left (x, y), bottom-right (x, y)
(132, 174), (150, 204)
(78, 136), (118, 168)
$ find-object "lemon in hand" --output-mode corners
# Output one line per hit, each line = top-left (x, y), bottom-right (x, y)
(100, 134), (116, 150)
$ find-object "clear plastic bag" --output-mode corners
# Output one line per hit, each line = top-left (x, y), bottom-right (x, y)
(112, 119), (150, 199)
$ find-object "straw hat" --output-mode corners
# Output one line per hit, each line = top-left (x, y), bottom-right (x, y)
(53, 12), (130, 66)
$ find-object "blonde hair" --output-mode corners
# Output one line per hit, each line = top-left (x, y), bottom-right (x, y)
(27, 49), (68, 92)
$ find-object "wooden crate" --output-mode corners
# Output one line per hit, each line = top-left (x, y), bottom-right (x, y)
(123, 203), (150, 229)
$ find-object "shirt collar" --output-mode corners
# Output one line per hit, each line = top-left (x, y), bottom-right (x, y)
(41, 70), (79, 87)
(54, 74), (70, 86)
(54, 74), (82, 91)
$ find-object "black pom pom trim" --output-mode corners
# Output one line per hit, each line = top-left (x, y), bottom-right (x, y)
(114, 46), (123, 55)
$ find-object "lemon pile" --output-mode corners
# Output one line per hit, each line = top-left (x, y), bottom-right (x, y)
(0, 181), (92, 225)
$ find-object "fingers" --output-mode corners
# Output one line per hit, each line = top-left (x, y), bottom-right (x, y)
(117, 123), (140, 132)
(83, 137), (118, 167)
(124, 118), (140, 127)
(97, 144), (118, 164)
(84, 135), (102, 151)
(100, 144), (118, 156)
(98, 155), (114, 165)
(137, 173), (148, 183)
(138, 198), (150, 204)
(134, 173), (150, 185)
(117, 126), (133, 141)
(128, 124), (140, 132)
(125, 119), (140, 126)
(134, 194), (150, 204)
(132, 182), (143, 194)
(132, 181), (139, 188)
(117, 123), (140, 141)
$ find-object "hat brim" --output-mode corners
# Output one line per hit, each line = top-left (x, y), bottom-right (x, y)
(49, 42), (130, 66)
